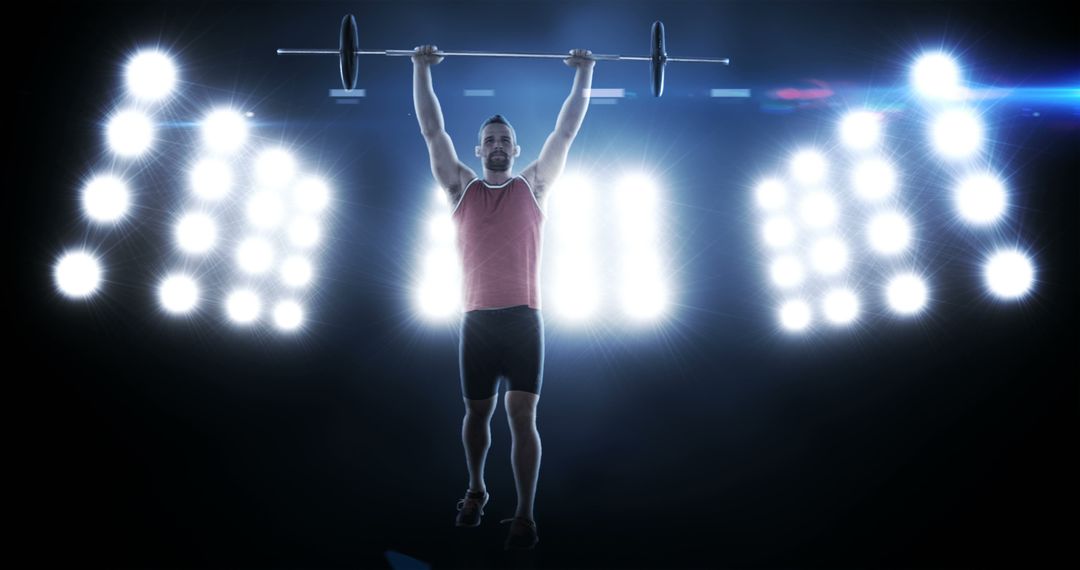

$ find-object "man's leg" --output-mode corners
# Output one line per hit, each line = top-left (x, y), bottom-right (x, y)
(462, 395), (497, 493)
(504, 390), (541, 521)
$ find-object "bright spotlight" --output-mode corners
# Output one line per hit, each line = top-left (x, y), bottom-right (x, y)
(281, 256), (314, 288)
(823, 288), (860, 325)
(955, 173), (1007, 225)
(770, 255), (805, 289)
(433, 186), (450, 208)
(931, 108), (983, 160)
(616, 174), (660, 243)
(984, 249), (1035, 299)
(106, 109), (154, 157)
(125, 50), (176, 102)
(851, 158), (897, 202)
(54, 250), (102, 299)
(273, 300), (304, 331)
(621, 253), (667, 320)
(418, 284), (460, 318)
(885, 272), (928, 315)
(225, 289), (262, 324)
(553, 288), (598, 320)
(81, 175), (130, 223)
(790, 149), (828, 185)
(550, 174), (596, 238)
(762, 215), (797, 249)
(246, 191), (286, 230)
(810, 236), (850, 276)
(553, 262), (599, 320)
(255, 149), (297, 188)
(867, 211), (913, 255)
(287, 217), (322, 249)
(798, 190), (840, 229)
(622, 278), (667, 320)
(779, 299), (812, 332)
(549, 173), (595, 220)
(201, 109), (248, 154)
(189, 158), (233, 201)
(418, 284), (460, 317)
(158, 273), (199, 315)
(418, 251), (461, 318)
(427, 215), (456, 242)
(755, 178), (787, 211)
(236, 237), (275, 275)
(549, 175), (598, 320)
(175, 212), (217, 254)
(551, 173), (594, 210)
(912, 52), (961, 99)
(839, 110), (882, 150)
(293, 177), (331, 213)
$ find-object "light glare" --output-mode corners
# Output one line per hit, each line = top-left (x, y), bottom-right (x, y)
(839, 110), (882, 150)
(106, 109), (154, 157)
(201, 109), (248, 154)
(886, 273), (928, 315)
(955, 173), (1007, 225)
(54, 251), (103, 299)
(175, 212), (218, 254)
(779, 299), (812, 332)
(82, 175), (131, 223)
(984, 249), (1035, 299)
(912, 53), (962, 99)
(159, 274), (199, 314)
(126, 51), (177, 102)
(931, 108), (983, 159)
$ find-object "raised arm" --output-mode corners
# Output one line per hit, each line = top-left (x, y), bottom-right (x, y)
(521, 49), (595, 203)
(413, 45), (475, 201)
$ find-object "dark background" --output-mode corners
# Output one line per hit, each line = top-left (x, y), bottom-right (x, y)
(14, 1), (1078, 568)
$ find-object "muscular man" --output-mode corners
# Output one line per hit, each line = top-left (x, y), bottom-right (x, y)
(412, 44), (593, 550)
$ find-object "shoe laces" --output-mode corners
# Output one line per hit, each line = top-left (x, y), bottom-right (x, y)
(457, 491), (486, 514)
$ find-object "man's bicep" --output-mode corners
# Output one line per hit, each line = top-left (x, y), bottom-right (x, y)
(425, 131), (474, 191)
(534, 131), (573, 187)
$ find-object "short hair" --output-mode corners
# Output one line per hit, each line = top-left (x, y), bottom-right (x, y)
(478, 114), (516, 144)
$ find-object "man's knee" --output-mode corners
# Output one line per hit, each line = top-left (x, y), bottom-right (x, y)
(505, 390), (539, 429)
(464, 395), (497, 421)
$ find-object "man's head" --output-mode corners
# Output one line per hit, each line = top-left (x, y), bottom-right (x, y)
(476, 115), (520, 173)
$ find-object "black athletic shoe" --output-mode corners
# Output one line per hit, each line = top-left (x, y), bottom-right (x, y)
(500, 516), (539, 550)
(455, 489), (489, 527)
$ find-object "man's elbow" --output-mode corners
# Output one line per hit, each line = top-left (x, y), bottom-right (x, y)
(415, 113), (443, 138)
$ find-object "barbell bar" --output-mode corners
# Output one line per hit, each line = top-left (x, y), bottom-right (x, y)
(277, 15), (730, 97)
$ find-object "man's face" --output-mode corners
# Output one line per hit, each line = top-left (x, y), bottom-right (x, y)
(477, 124), (519, 172)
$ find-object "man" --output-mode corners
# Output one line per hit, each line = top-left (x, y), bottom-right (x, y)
(412, 43), (593, 550)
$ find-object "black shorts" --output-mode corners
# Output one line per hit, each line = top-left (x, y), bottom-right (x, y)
(459, 305), (545, 400)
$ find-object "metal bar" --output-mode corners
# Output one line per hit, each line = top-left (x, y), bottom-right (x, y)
(667, 57), (730, 64)
(380, 49), (625, 60)
(278, 48), (729, 65)
(277, 49), (339, 55)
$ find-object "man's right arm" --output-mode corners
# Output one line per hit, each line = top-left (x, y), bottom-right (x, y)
(412, 46), (474, 201)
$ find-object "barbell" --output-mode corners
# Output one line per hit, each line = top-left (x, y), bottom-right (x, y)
(277, 15), (730, 97)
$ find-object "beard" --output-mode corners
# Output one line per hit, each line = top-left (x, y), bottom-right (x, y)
(485, 151), (510, 172)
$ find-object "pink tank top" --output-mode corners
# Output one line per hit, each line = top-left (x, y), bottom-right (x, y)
(451, 176), (546, 311)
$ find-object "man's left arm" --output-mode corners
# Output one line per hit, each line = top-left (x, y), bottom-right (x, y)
(523, 49), (594, 203)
